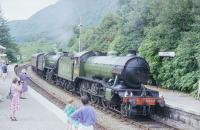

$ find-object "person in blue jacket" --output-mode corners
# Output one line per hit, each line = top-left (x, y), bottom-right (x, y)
(71, 96), (96, 130)
(1, 61), (8, 79)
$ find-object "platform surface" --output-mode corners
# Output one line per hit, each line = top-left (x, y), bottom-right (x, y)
(147, 85), (200, 115)
(0, 65), (66, 130)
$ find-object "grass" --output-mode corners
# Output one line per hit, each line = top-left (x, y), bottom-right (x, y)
(18, 41), (57, 62)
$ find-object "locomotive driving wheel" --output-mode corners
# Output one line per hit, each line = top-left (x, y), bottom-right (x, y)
(101, 98), (109, 109)
(80, 87), (87, 96)
(90, 95), (100, 104)
(79, 82), (85, 96)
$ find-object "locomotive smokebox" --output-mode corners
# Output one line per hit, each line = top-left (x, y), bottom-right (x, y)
(123, 57), (150, 88)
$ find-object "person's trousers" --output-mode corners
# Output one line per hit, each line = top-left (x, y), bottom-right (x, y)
(2, 73), (7, 79)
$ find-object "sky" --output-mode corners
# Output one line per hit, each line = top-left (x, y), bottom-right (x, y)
(0, 0), (58, 21)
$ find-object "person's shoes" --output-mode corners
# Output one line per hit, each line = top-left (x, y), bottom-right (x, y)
(10, 117), (16, 121)
(0, 96), (4, 102)
(14, 117), (17, 121)
(20, 97), (26, 99)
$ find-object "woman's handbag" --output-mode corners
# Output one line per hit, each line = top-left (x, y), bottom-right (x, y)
(6, 87), (13, 100)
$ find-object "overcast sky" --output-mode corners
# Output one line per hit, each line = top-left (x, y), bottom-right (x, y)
(0, 0), (58, 21)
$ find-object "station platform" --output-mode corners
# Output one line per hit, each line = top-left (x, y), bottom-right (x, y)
(147, 85), (200, 116)
(0, 65), (66, 130)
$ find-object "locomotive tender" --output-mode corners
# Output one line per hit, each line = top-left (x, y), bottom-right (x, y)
(32, 50), (165, 117)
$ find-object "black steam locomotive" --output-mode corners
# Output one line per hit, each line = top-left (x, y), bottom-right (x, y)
(31, 50), (165, 117)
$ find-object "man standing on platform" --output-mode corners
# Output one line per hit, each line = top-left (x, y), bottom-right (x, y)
(71, 95), (96, 130)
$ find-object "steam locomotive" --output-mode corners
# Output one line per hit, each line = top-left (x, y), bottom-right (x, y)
(31, 50), (165, 117)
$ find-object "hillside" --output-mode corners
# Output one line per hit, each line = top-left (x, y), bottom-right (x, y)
(9, 0), (118, 43)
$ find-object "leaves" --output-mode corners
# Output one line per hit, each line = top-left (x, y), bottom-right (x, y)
(0, 11), (19, 62)
(67, 0), (200, 96)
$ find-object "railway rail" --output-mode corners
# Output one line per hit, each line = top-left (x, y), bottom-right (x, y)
(15, 64), (107, 130)
(15, 64), (178, 130)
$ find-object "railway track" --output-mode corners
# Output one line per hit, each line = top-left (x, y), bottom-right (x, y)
(15, 64), (106, 130)
(15, 64), (178, 130)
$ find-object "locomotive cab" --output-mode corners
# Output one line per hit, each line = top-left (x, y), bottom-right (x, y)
(43, 52), (63, 81)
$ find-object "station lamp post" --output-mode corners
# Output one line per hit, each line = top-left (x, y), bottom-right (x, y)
(159, 51), (176, 91)
(78, 17), (92, 52)
(79, 17), (83, 52)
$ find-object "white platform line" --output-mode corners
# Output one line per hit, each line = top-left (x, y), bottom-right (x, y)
(28, 86), (67, 124)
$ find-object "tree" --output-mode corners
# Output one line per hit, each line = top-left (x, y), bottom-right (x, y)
(0, 10), (19, 62)
(139, 0), (200, 95)
(68, 0), (200, 96)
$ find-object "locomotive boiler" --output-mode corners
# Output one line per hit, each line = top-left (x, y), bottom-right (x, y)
(83, 51), (150, 88)
(32, 50), (165, 117)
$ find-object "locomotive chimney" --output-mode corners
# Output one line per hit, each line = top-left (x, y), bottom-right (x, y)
(63, 51), (69, 55)
(127, 49), (137, 57)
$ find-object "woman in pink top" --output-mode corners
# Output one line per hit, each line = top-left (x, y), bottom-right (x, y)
(10, 78), (22, 121)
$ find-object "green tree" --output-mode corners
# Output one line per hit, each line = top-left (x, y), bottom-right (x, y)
(68, 0), (200, 96)
(139, 0), (200, 96)
(0, 10), (19, 62)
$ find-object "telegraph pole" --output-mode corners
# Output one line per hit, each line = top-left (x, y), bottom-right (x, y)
(79, 17), (82, 52)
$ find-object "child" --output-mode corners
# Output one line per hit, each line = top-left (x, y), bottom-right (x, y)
(64, 99), (78, 130)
